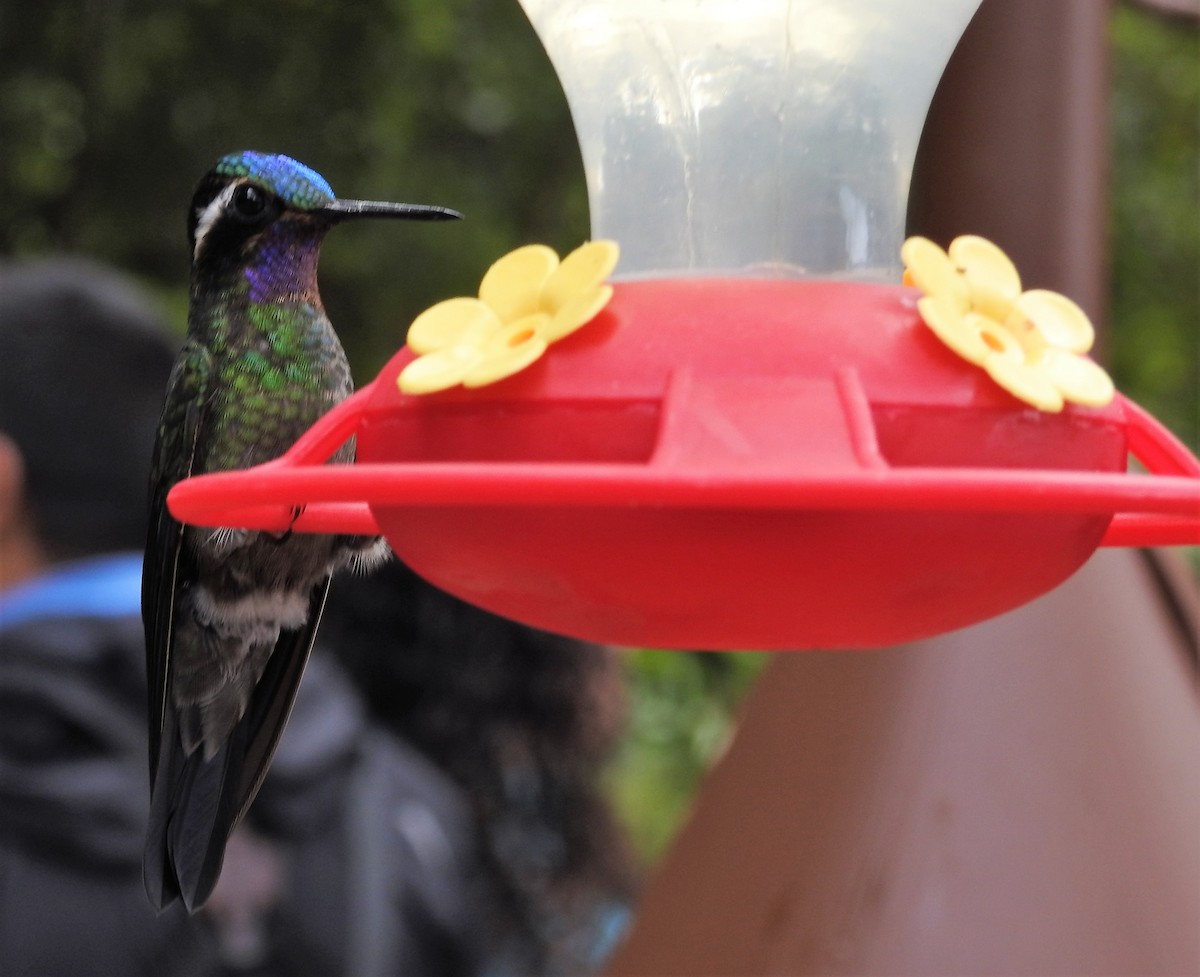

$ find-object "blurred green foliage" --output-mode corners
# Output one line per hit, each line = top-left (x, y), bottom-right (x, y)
(0, 0), (589, 376)
(606, 650), (767, 860)
(1109, 5), (1199, 453)
(1, 1), (1195, 865)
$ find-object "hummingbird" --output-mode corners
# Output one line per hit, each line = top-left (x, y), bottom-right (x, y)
(142, 150), (459, 912)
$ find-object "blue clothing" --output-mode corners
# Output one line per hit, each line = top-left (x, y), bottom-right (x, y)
(0, 551), (142, 631)
(0, 554), (209, 976)
(0, 556), (151, 868)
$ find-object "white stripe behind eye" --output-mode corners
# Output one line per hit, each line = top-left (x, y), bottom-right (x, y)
(193, 183), (238, 261)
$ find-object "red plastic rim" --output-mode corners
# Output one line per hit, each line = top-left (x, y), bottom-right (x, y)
(168, 384), (1199, 544)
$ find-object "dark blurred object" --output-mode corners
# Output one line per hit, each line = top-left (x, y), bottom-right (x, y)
(322, 559), (636, 976)
(209, 653), (485, 977)
(0, 257), (211, 976)
(0, 257), (486, 977)
(0, 257), (174, 559)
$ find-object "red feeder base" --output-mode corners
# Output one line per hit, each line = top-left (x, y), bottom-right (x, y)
(168, 280), (1200, 650)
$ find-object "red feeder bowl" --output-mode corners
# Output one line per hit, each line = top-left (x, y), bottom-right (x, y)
(169, 280), (1200, 650)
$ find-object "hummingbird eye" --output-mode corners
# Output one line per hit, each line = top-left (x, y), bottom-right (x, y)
(230, 183), (269, 221)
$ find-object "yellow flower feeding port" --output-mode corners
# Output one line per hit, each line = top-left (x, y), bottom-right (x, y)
(903, 235), (1115, 413)
(398, 241), (619, 393)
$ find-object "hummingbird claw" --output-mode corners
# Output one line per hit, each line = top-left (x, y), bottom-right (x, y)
(268, 505), (305, 544)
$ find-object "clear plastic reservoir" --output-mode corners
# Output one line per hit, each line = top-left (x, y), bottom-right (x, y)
(518, 0), (982, 280)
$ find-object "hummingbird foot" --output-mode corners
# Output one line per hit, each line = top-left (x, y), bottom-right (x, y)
(267, 506), (306, 544)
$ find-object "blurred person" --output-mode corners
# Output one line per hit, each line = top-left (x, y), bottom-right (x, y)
(322, 560), (638, 977)
(0, 256), (213, 975)
(0, 257), (484, 977)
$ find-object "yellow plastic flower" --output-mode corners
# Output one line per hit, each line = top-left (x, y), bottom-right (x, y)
(398, 241), (620, 394)
(902, 235), (1114, 413)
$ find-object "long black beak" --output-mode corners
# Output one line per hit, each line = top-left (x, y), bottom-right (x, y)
(319, 199), (462, 222)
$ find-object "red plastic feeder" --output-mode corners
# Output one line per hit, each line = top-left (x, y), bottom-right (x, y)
(168, 279), (1200, 650)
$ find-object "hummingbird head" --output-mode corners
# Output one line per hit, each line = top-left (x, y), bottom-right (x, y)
(187, 151), (460, 274)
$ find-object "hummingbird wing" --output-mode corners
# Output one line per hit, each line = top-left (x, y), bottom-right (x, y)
(143, 338), (211, 790)
(142, 338), (214, 910)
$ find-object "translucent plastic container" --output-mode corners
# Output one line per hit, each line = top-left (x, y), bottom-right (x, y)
(518, 0), (981, 280)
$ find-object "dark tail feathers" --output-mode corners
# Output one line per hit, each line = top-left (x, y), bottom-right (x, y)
(144, 710), (248, 912)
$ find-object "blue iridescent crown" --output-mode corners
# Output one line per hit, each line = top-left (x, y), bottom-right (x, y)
(214, 151), (336, 210)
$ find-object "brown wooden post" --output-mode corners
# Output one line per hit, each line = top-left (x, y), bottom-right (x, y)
(607, 2), (1200, 973)
(906, 0), (1112, 327)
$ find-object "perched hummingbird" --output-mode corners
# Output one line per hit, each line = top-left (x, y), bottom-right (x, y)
(142, 151), (459, 911)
